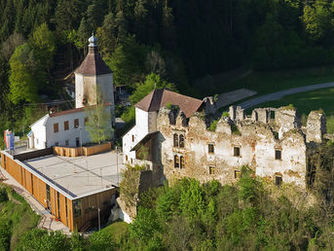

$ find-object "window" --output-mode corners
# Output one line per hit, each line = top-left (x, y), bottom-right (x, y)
(209, 166), (215, 175)
(53, 123), (59, 133)
(270, 111), (275, 120)
(57, 191), (60, 218)
(74, 119), (79, 128)
(132, 135), (135, 142)
(65, 140), (69, 146)
(55, 142), (59, 146)
(208, 144), (214, 154)
(131, 158), (133, 164)
(275, 175), (282, 186)
(84, 117), (88, 125)
(125, 155), (128, 162)
(174, 155), (179, 168)
(173, 134), (179, 147)
(234, 170), (241, 179)
(180, 156), (185, 169)
(275, 150), (281, 160)
(76, 137), (80, 147)
(73, 200), (82, 217)
(179, 134), (185, 148)
(234, 147), (240, 157)
(64, 121), (69, 130)
(46, 184), (50, 209)
(65, 198), (68, 225)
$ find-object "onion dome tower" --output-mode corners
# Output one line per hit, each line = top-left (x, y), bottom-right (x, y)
(74, 34), (115, 118)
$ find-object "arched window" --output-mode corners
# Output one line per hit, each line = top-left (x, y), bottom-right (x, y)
(179, 134), (184, 148)
(173, 134), (179, 147)
(174, 155), (179, 168)
(180, 156), (185, 169)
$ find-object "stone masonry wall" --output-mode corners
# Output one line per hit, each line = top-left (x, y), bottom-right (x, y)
(156, 106), (320, 188)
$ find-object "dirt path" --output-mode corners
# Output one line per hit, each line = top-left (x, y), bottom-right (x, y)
(238, 82), (334, 109)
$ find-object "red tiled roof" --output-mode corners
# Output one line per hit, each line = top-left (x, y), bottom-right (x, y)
(135, 89), (203, 118)
(49, 103), (111, 117)
(74, 47), (112, 75)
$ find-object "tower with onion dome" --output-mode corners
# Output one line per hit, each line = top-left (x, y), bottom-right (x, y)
(74, 34), (115, 124)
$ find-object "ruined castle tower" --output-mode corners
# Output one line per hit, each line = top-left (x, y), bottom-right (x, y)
(74, 34), (115, 122)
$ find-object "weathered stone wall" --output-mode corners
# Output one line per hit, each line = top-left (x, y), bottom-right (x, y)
(306, 111), (326, 143)
(157, 106), (311, 188)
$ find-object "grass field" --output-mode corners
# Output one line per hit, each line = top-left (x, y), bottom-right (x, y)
(98, 221), (129, 244)
(252, 87), (334, 133)
(0, 184), (40, 250)
(194, 65), (334, 98)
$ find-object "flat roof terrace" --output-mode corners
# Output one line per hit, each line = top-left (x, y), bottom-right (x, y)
(24, 151), (125, 199)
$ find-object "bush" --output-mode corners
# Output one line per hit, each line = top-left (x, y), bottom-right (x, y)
(0, 219), (11, 251)
(88, 231), (115, 251)
(208, 120), (218, 132)
(0, 188), (8, 203)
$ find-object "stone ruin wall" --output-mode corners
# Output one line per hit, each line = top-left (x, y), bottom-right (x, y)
(157, 105), (328, 188)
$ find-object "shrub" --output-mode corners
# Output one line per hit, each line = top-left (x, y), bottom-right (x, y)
(0, 219), (11, 251)
(208, 120), (218, 132)
(0, 188), (8, 203)
(222, 111), (229, 118)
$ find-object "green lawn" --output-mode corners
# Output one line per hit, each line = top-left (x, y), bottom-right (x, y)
(251, 87), (334, 133)
(198, 65), (334, 97)
(0, 184), (40, 250)
(99, 221), (129, 244)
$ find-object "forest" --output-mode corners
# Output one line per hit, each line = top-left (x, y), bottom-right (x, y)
(2, 0), (334, 143)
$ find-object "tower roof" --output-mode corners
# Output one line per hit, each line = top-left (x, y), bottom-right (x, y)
(135, 89), (203, 118)
(75, 35), (112, 76)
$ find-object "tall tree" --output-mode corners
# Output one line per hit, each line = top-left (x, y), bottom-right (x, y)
(8, 43), (41, 104)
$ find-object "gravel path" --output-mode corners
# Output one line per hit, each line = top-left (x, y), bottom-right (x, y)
(238, 82), (334, 109)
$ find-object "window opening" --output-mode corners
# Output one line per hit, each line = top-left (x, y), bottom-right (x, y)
(208, 144), (214, 154)
(64, 121), (69, 130)
(179, 134), (184, 148)
(53, 123), (59, 133)
(73, 200), (82, 217)
(180, 156), (185, 169)
(234, 147), (240, 157)
(173, 134), (179, 147)
(74, 119), (79, 128)
(275, 175), (282, 186)
(174, 155), (179, 168)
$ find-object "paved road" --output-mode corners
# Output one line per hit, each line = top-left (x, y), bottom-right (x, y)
(238, 82), (334, 109)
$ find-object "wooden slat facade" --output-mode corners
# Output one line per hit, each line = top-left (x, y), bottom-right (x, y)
(0, 152), (116, 232)
(73, 189), (116, 231)
(53, 142), (112, 157)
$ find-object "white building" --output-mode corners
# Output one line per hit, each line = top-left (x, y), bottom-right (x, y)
(28, 34), (114, 149)
(122, 89), (203, 165)
(29, 105), (112, 149)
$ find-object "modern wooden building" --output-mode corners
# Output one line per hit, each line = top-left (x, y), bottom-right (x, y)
(0, 149), (119, 231)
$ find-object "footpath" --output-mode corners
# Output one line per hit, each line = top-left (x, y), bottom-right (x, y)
(0, 166), (71, 235)
(238, 82), (334, 109)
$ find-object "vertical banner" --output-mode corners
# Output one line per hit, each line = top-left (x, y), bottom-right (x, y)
(4, 130), (14, 151)
(4, 130), (7, 149)
(9, 132), (14, 151)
